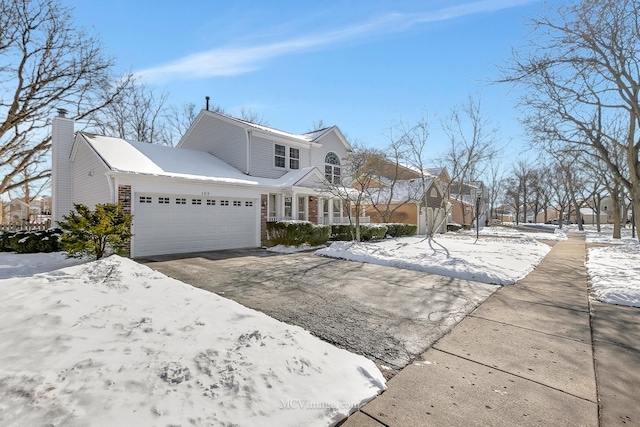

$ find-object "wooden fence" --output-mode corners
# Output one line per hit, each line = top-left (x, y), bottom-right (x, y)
(0, 222), (51, 232)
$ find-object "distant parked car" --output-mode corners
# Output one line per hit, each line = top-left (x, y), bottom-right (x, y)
(545, 219), (559, 225)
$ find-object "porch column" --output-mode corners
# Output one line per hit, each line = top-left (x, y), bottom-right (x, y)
(291, 191), (297, 220)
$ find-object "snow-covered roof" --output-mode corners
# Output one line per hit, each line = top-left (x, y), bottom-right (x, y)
(364, 178), (430, 203)
(79, 133), (319, 188)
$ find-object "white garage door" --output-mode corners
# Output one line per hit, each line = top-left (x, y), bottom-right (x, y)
(133, 193), (258, 257)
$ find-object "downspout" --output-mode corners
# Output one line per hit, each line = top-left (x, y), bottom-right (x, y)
(245, 129), (252, 175)
(107, 175), (116, 204)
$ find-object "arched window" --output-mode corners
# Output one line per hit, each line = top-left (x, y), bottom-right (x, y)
(324, 152), (341, 184)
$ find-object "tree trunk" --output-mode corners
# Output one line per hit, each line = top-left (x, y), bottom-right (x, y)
(632, 192), (640, 242)
(594, 194), (601, 232)
(610, 185), (622, 239)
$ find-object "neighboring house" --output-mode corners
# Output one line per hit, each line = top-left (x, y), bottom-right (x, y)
(2, 198), (45, 223)
(571, 207), (608, 225)
(51, 109), (356, 257)
(360, 160), (449, 234)
(449, 181), (488, 227)
(533, 208), (560, 224)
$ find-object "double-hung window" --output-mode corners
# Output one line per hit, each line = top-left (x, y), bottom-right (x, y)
(274, 144), (286, 168)
(289, 148), (300, 170)
(275, 144), (300, 170)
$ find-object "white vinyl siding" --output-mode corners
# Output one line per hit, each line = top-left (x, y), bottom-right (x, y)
(72, 140), (112, 208)
(250, 136), (284, 178)
(250, 136), (311, 178)
(311, 130), (349, 170)
(178, 114), (247, 172)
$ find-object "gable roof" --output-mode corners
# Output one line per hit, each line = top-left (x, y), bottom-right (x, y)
(179, 110), (353, 152)
(77, 132), (325, 188)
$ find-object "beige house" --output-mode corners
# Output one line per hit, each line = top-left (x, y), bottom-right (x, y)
(360, 160), (450, 234)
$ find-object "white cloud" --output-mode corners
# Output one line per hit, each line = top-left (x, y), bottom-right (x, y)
(137, 0), (536, 82)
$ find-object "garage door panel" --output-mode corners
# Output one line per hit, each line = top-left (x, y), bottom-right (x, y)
(133, 193), (258, 256)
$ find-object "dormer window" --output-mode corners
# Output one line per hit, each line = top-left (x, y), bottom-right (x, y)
(325, 152), (341, 184)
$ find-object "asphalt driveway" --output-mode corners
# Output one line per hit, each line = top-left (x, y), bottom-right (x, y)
(138, 248), (498, 371)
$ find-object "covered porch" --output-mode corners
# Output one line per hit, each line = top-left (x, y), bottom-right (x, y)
(267, 192), (369, 225)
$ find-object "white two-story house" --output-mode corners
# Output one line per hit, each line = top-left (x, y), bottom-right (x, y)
(51, 109), (357, 257)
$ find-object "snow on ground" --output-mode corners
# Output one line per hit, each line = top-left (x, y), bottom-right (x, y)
(462, 224), (568, 241)
(0, 251), (85, 279)
(0, 255), (385, 427)
(566, 223), (639, 245)
(574, 224), (640, 308)
(316, 233), (551, 285)
(266, 244), (326, 254)
(587, 244), (640, 307)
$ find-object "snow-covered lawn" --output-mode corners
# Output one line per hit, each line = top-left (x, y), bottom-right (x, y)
(0, 255), (385, 426)
(0, 251), (85, 279)
(571, 224), (640, 308)
(587, 244), (640, 307)
(464, 224), (568, 241)
(316, 232), (551, 285)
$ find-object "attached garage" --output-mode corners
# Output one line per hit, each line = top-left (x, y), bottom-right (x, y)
(132, 193), (258, 257)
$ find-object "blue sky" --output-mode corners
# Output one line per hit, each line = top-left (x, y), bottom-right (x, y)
(66, 0), (539, 158)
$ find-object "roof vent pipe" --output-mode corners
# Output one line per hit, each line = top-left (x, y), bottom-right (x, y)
(205, 96), (210, 111)
(56, 108), (68, 118)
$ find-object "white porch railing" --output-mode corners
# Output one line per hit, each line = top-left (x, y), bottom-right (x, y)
(317, 217), (370, 225)
(267, 216), (370, 225)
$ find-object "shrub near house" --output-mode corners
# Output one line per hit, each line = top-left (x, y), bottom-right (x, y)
(266, 221), (330, 247)
(0, 228), (62, 253)
(58, 203), (132, 260)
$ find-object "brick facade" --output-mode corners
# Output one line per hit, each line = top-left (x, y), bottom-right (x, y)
(117, 185), (132, 256)
(308, 196), (318, 224)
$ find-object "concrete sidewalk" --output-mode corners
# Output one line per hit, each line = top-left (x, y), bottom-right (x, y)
(342, 234), (640, 426)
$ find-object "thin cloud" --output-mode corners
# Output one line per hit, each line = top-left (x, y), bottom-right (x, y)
(137, 0), (536, 82)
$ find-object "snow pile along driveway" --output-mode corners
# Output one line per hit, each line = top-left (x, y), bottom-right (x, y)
(0, 256), (385, 426)
(316, 235), (551, 285)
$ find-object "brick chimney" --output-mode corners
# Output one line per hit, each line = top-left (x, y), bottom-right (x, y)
(51, 108), (74, 224)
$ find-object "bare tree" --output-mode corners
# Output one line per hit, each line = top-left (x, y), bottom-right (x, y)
(486, 154), (506, 221)
(391, 114), (451, 236)
(163, 102), (199, 145)
(88, 82), (169, 144)
(504, 176), (522, 225)
(503, 0), (640, 240)
(319, 143), (381, 242)
(308, 119), (326, 132)
(0, 0), (130, 196)
(238, 107), (269, 126)
(513, 160), (535, 223)
(441, 95), (499, 225)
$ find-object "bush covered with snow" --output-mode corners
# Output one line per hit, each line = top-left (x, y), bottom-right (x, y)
(0, 228), (62, 253)
(266, 221), (330, 247)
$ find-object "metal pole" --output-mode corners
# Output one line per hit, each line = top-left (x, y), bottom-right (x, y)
(476, 196), (480, 243)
